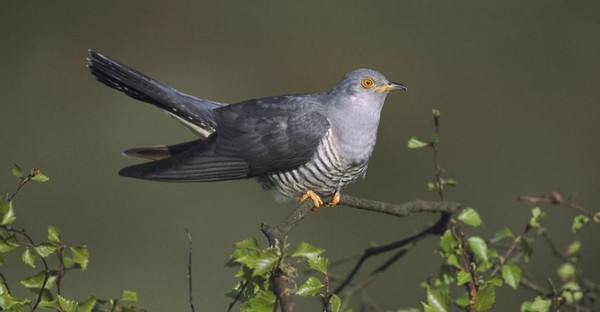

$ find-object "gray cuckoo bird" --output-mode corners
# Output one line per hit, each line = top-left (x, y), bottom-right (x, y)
(87, 50), (406, 209)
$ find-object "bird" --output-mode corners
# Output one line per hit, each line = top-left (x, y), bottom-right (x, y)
(87, 50), (406, 209)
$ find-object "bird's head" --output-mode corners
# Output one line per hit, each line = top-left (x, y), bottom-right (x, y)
(330, 68), (406, 107)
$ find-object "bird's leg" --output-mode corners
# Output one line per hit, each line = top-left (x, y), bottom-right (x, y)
(300, 190), (324, 211)
(327, 191), (341, 208)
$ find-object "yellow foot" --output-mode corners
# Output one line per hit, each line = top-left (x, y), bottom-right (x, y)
(300, 190), (324, 211)
(327, 191), (341, 208)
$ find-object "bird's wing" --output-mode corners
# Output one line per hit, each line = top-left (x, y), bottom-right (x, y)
(118, 96), (331, 182)
(87, 50), (224, 138)
(215, 96), (331, 176)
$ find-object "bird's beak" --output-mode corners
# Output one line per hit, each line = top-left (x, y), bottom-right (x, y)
(374, 82), (407, 93)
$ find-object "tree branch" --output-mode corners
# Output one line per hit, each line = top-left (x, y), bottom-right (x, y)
(260, 195), (459, 311)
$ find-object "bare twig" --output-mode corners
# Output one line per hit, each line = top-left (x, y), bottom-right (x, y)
(518, 192), (594, 218)
(185, 228), (195, 312)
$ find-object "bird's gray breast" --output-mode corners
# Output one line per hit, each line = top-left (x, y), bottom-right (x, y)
(258, 128), (369, 201)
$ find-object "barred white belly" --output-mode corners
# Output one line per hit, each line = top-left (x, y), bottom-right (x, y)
(258, 130), (369, 201)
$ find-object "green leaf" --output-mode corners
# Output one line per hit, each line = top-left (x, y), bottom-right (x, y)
(236, 248), (279, 277)
(467, 236), (489, 263)
(31, 171), (50, 182)
(235, 237), (260, 251)
(328, 294), (341, 312)
(57, 294), (78, 312)
(474, 284), (496, 311)
(501, 263), (522, 289)
(556, 263), (576, 281)
(121, 290), (138, 302)
(0, 199), (16, 225)
(22, 247), (36, 268)
(529, 207), (546, 228)
(35, 243), (58, 258)
(242, 290), (276, 312)
(561, 281), (583, 303)
(566, 240), (581, 256)
(407, 136), (429, 149)
(308, 256), (329, 274)
(70, 246), (89, 270)
(439, 229), (457, 254)
(487, 276), (504, 287)
(571, 215), (589, 233)
(422, 287), (450, 312)
(458, 208), (482, 227)
(0, 234), (20, 253)
(78, 296), (97, 312)
(455, 292), (470, 307)
(12, 164), (24, 179)
(593, 211), (600, 223)
(295, 276), (323, 296)
(520, 296), (551, 312)
(456, 270), (471, 286)
(490, 228), (513, 243)
(20, 271), (57, 289)
(48, 226), (61, 243)
(292, 242), (325, 262)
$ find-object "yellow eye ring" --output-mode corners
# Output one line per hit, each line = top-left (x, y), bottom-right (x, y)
(361, 77), (375, 89)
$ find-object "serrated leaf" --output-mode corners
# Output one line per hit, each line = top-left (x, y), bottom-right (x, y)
(557, 263), (576, 281)
(48, 226), (61, 243)
(328, 294), (341, 312)
(308, 256), (329, 274)
(521, 296), (551, 312)
(22, 247), (36, 268)
(12, 164), (24, 178)
(488, 276), (504, 287)
(78, 296), (97, 312)
(501, 263), (522, 289)
(35, 243), (58, 258)
(242, 290), (276, 312)
(122, 290), (138, 302)
(0, 199), (16, 225)
(57, 294), (78, 312)
(490, 228), (513, 243)
(292, 242), (325, 262)
(295, 276), (323, 296)
(237, 249), (278, 277)
(571, 215), (589, 233)
(235, 237), (260, 251)
(407, 136), (429, 149)
(456, 270), (471, 286)
(31, 172), (50, 182)
(467, 236), (489, 263)
(423, 287), (450, 312)
(20, 271), (57, 289)
(474, 284), (496, 311)
(70, 246), (89, 270)
(458, 208), (482, 227)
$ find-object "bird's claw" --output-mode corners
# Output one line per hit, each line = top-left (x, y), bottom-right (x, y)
(327, 191), (341, 208)
(300, 190), (324, 211)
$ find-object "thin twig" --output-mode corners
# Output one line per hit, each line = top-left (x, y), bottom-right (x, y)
(0, 225), (50, 311)
(185, 228), (195, 312)
(458, 231), (478, 311)
(226, 281), (249, 312)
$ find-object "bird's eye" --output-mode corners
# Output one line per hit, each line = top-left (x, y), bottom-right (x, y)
(361, 77), (375, 89)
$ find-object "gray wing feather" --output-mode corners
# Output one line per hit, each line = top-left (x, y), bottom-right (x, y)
(119, 96), (331, 181)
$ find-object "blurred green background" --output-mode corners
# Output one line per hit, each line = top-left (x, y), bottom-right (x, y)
(1, 1), (599, 311)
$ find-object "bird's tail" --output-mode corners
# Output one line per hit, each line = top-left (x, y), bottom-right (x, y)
(87, 50), (225, 137)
